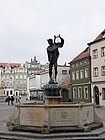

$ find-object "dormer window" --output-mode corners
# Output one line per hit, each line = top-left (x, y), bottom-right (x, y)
(102, 32), (105, 38)
(5, 66), (11, 70)
(103, 34), (105, 38)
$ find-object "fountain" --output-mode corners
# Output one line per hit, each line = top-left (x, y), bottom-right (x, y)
(8, 35), (103, 134)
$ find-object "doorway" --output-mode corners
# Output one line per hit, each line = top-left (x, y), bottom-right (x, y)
(94, 86), (99, 105)
(61, 89), (69, 102)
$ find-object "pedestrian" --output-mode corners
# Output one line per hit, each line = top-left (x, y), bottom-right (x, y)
(17, 95), (21, 104)
(6, 96), (10, 106)
(30, 95), (32, 101)
(11, 96), (14, 105)
(15, 96), (18, 103)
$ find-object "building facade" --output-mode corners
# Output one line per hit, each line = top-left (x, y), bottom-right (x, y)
(88, 29), (105, 106)
(69, 47), (91, 103)
(0, 63), (20, 96)
(57, 64), (70, 85)
(14, 64), (27, 96)
(0, 63), (27, 97)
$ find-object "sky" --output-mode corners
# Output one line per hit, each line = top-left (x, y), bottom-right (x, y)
(0, 0), (105, 65)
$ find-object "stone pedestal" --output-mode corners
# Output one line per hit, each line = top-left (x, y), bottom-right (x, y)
(45, 96), (62, 105)
(8, 102), (103, 134)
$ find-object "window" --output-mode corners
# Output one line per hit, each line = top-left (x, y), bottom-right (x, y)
(76, 71), (79, 80)
(15, 75), (18, 79)
(20, 75), (22, 79)
(9, 76), (13, 79)
(85, 60), (88, 64)
(73, 87), (77, 98)
(3, 75), (5, 79)
(102, 66), (105, 76)
(28, 64), (30, 68)
(24, 75), (27, 79)
(16, 92), (18, 96)
(102, 33), (105, 38)
(85, 68), (88, 78)
(10, 83), (13, 86)
(101, 47), (105, 57)
(29, 71), (31, 74)
(72, 72), (75, 80)
(10, 90), (13, 95)
(80, 70), (84, 79)
(76, 63), (78, 67)
(6, 75), (9, 79)
(93, 67), (98, 77)
(72, 64), (75, 68)
(62, 70), (67, 74)
(102, 88), (105, 100)
(84, 87), (88, 99)
(6, 91), (9, 96)
(93, 49), (98, 58)
(78, 87), (82, 98)
(80, 61), (83, 65)
(19, 69), (23, 73)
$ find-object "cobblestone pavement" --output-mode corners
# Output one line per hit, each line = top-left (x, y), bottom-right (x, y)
(0, 95), (32, 132)
(0, 97), (105, 139)
(95, 106), (105, 126)
(0, 102), (14, 132)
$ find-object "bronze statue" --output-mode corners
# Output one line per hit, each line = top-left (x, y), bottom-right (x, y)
(47, 34), (64, 83)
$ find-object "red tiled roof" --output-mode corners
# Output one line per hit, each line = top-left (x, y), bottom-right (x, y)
(88, 29), (105, 45)
(62, 82), (71, 88)
(69, 47), (90, 63)
(94, 29), (105, 41)
(0, 63), (21, 68)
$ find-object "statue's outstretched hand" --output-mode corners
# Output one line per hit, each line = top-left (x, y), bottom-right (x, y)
(58, 34), (61, 38)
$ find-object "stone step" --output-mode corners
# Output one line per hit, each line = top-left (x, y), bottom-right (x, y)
(0, 134), (38, 140)
(0, 135), (36, 140)
(0, 130), (105, 140)
(0, 135), (105, 140)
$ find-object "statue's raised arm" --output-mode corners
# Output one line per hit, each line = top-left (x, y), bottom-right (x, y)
(54, 34), (64, 48)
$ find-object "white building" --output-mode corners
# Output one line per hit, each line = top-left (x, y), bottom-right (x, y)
(27, 64), (70, 100)
(27, 70), (49, 99)
(57, 64), (70, 85)
(0, 63), (20, 97)
(88, 29), (105, 106)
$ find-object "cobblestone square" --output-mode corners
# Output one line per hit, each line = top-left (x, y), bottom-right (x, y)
(0, 98), (105, 139)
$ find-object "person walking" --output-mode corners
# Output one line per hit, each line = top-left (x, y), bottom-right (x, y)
(6, 96), (10, 106)
(11, 96), (14, 105)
